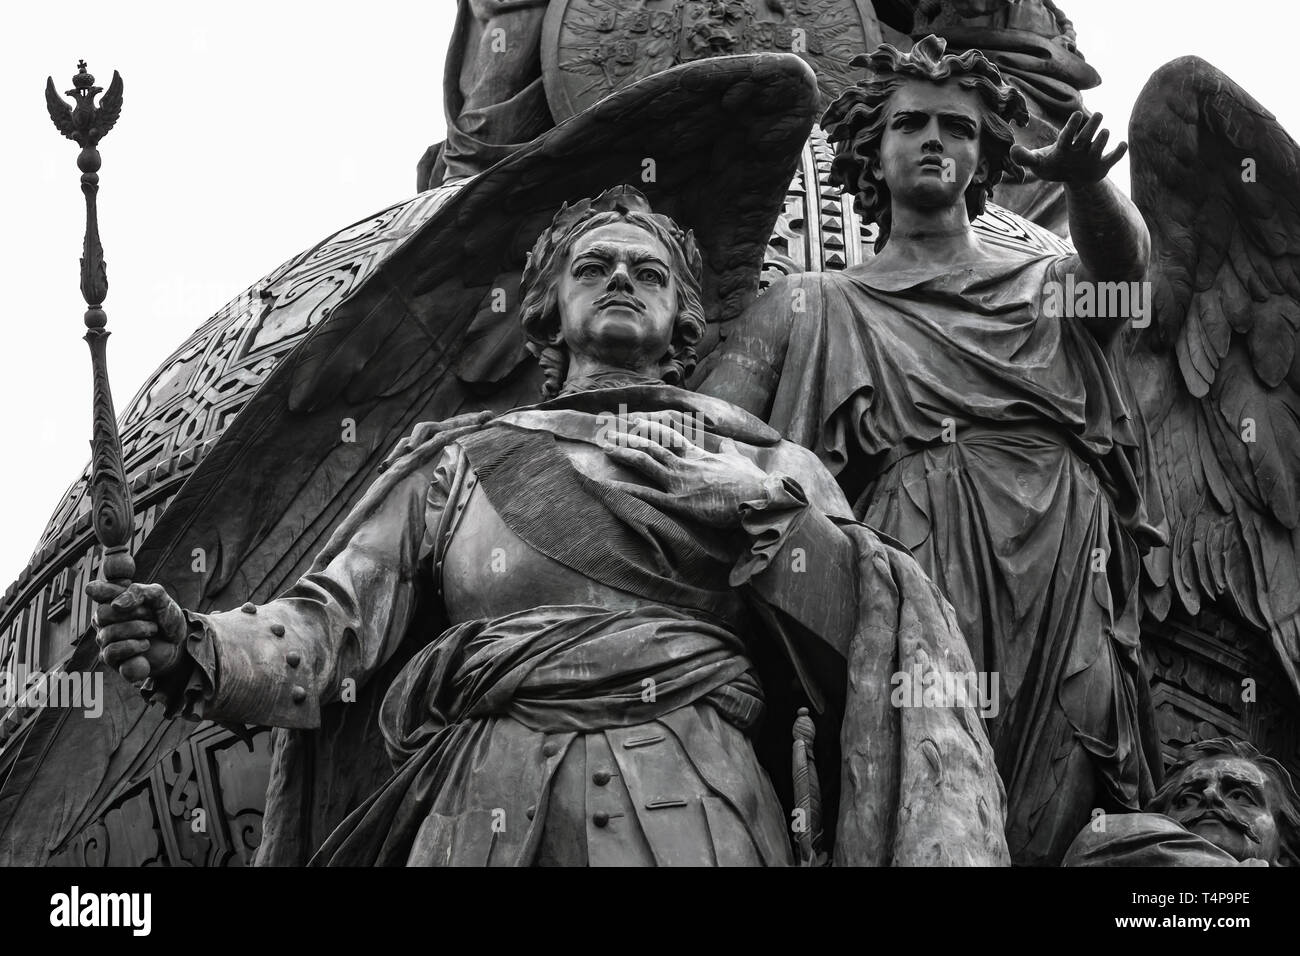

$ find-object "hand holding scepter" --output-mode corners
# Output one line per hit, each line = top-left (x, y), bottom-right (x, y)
(47, 62), (190, 687)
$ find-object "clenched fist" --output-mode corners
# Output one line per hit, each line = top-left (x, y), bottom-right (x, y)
(85, 580), (190, 683)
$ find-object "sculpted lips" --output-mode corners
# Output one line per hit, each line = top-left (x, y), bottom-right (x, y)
(597, 293), (644, 312)
(918, 155), (945, 168)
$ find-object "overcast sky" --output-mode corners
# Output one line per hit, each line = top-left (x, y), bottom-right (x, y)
(1, 0), (1295, 590)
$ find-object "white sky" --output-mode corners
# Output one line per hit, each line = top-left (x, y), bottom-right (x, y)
(1, 0), (1296, 589)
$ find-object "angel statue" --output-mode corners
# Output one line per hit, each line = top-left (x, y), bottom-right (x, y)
(88, 179), (1009, 861)
(701, 32), (1300, 867)
(699, 34), (1158, 865)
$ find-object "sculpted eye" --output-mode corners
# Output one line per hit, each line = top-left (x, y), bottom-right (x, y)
(576, 262), (604, 279)
(1228, 788), (1257, 805)
(638, 269), (665, 286)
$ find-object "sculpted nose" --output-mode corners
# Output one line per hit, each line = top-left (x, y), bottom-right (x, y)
(1200, 781), (1228, 809)
(923, 138), (943, 154)
(607, 264), (633, 291)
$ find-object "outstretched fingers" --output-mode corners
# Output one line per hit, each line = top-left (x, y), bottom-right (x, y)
(1073, 111), (1104, 148)
(1090, 127), (1110, 156)
(1059, 110), (1085, 146)
(1010, 143), (1040, 168)
(1099, 139), (1129, 173)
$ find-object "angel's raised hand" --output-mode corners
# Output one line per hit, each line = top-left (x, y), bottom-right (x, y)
(1010, 111), (1128, 185)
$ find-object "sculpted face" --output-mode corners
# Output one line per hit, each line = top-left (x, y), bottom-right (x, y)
(558, 221), (678, 371)
(1166, 755), (1282, 863)
(874, 77), (989, 212)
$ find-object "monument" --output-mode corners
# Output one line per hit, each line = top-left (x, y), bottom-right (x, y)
(2, 1), (1299, 868)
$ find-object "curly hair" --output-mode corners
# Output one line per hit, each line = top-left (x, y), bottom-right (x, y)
(1147, 737), (1300, 866)
(519, 185), (707, 399)
(821, 34), (1030, 251)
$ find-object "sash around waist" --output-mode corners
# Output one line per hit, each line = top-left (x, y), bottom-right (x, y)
(380, 604), (763, 767)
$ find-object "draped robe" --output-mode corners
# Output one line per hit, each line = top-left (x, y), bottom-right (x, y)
(701, 246), (1167, 865)
(440, 0), (554, 181)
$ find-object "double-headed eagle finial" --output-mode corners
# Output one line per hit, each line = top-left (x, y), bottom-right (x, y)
(45, 59), (124, 150)
(45, 60), (136, 589)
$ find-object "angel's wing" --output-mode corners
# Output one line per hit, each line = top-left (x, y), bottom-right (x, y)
(1127, 56), (1300, 693)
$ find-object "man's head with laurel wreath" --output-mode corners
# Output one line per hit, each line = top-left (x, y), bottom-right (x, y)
(521, 186), (706, 399)
(822, 34), (1031, 251)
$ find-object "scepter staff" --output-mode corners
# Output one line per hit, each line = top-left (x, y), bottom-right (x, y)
(45, 62), (134, 588)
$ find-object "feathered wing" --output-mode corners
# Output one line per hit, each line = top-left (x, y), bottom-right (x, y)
(94, 70), (124, 140)
(1127, 56), (1300, 694)
(44, 77), (74, 140)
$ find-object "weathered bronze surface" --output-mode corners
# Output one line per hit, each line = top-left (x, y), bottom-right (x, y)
(541, 0), (883, 120)
(8, 3), (1300, 870)
(699, 34), (1300, 866)
(428, 0), (1089, 202)
(1064, 737), (1300, 866)
(90, 185), (1008, 866)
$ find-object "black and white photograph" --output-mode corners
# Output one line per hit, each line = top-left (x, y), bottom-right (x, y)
(0, 0), (1295, 935)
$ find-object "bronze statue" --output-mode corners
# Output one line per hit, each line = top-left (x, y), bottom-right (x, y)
(1064, 737), (1300, 866)
(893, 0), (1101, 232)
(436, 1), (555, 184)
(88, 185), (1008, 866)
(426, 0), (1094, 224)
(701, 29), (1300, 866)
(12, 2), (1300, 869)
(700, 35), (1162, 865)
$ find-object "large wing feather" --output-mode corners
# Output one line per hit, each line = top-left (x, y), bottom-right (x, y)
(44, 77), (74, 140)
(93, 70), (124, 140)
(1128, 56), (1300, 693)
